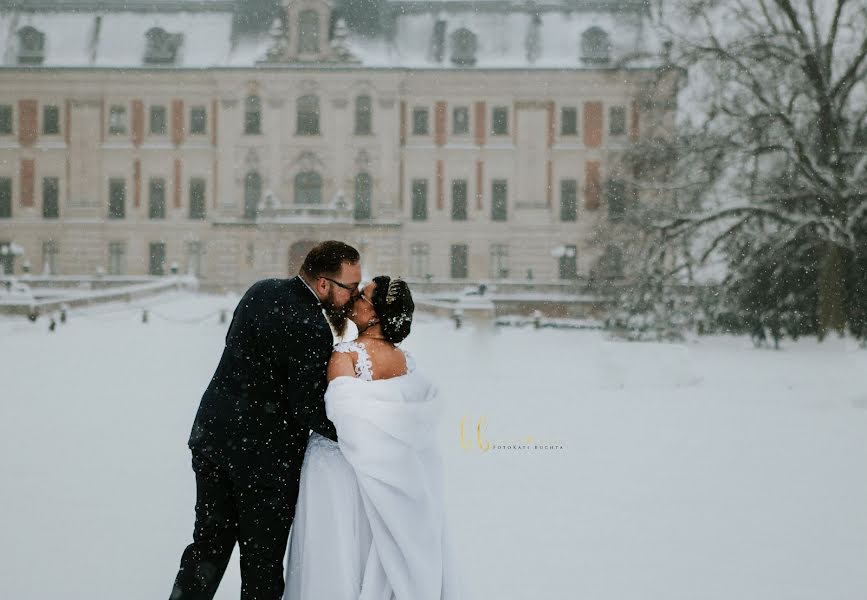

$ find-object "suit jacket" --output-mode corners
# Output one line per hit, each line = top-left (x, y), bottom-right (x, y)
(188, 276), (338, 488)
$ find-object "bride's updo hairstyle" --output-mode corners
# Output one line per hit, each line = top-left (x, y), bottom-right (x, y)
(370, 275), (414, 344)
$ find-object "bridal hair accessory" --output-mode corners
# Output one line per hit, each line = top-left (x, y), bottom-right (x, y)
(391, 311), (410, 329)
(385, 277), (403, 304)
(370, 274), (413, 344)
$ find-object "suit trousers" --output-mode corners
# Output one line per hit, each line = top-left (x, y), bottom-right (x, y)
(169, 450), (296, 600)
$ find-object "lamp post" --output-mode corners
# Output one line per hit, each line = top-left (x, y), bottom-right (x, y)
(0, 241), (26, 276)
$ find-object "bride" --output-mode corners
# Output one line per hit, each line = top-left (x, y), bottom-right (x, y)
(284, 276), (462, 600)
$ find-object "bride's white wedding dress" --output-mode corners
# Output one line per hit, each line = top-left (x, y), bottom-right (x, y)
(284, 341), (462, 600)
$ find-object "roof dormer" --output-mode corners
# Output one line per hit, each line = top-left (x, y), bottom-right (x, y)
(17, 26), (45, 65)
(144, 27), (183, 65)
(450, 27), (477, 66)
(284, 0), (334, 62)
(581, 26), (611, 64)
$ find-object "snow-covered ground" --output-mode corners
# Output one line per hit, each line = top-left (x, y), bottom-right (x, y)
(1, 292), (866, 600)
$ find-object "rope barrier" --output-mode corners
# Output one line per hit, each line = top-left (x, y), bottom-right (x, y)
(143, 309), (226, 324)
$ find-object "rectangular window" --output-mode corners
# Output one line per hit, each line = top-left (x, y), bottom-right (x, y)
(609, 106), (627, 137)
(296, 97), (320, 136)
(149, 178), (166, 219)
(354, 96), (372, 135)
(0, 105), (12, 134)
(560, 179), (578, 221)
(189, 178), (207, 220)
(601, 244), (624, 278)
(190, 106), (207, 135)
(185, 240), (203, 277)
(559, 245), (578, 280)
(411, 179), (428, 221)
(244, 96), (262, 135)
(150, 106), (167, 135)
(409, 242), (430, 278)
(41, 240), (58, 275)
(451, 179), (467, 221)
(0, 177), (11, 218)
(453, 106), (469, 135)
(108, 241), (126, 276)
(354, 173), (372, 220)
(450, 244), (468, 279)
(561, 107), (578, 136)
(490, 244), (509, 279)
(109, 106), (127, 135)
(108, 178), (126, 219)
(42, 105), (59, 135)
(412, 108), (429, 135)
(149, 242), (166, 276)
(42, 177), (59, 219)
(491, 180), (507, 221)
(607, 179), (627, 221)
(492, 106), (509, 135)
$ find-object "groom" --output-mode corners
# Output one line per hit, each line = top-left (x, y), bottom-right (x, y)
(169, 241), (362, 600)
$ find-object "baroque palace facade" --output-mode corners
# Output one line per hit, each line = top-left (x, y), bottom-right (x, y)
(0, 0), (678, 290)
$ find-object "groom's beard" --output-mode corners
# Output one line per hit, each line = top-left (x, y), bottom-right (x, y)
(322, 291), (350, 338)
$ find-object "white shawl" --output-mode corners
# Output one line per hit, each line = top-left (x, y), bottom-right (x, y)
(325, 372), (462, 600)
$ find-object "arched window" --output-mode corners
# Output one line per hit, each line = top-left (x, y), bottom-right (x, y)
(354, 172), (372, 220)
(244, 95), (262, 135)
(581, 27), (611, 64)
(295, 171), (322, 204)
(244, 171), (261, 219)
(288, 240), (318, 276)
(298, 10), (320, 54)
(355, 95), (372, 135)
(450, 28), (478, 66)
(296, 95), (320, 135)
(17, 26), (45, 65)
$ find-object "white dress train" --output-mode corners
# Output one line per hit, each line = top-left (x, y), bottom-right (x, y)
(284, 341), (462, 600)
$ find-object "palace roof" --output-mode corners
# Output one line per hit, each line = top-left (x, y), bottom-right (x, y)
(0, 0), (664, 70)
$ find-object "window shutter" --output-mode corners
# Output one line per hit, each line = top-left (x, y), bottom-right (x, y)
(18, 100), (37, 147)
(474, 101), (486, 146)
(131, 100), (144, 146)
(174, 160), (182, 209)
(20, 159), (35, 207)
(583, 102), (602, 148)
(133, 160), (141, 208)
(585, 161), (601, 210)
(172, 99), (185, 146)
(434, 101), (447, 146)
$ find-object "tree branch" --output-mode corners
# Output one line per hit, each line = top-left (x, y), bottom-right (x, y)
(806, 0), (823, 67)
(826, 0), (850, 75)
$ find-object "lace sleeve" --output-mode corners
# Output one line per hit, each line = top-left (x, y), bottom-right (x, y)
(333, 340), (373, 381)
(333, 340), (355, 354)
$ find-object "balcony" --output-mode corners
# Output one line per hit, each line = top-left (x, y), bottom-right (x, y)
(213, 191), (401, 227)
(257, 202), (354, 224)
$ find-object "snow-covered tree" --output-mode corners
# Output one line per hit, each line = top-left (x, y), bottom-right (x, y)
(649, 0), (867, 340)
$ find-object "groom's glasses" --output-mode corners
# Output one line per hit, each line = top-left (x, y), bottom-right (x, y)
(356, 290), (374, 306)
(321, 277), (360, 295)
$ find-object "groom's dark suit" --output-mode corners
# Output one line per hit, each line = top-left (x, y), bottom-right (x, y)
(170, 276), (338, 600)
